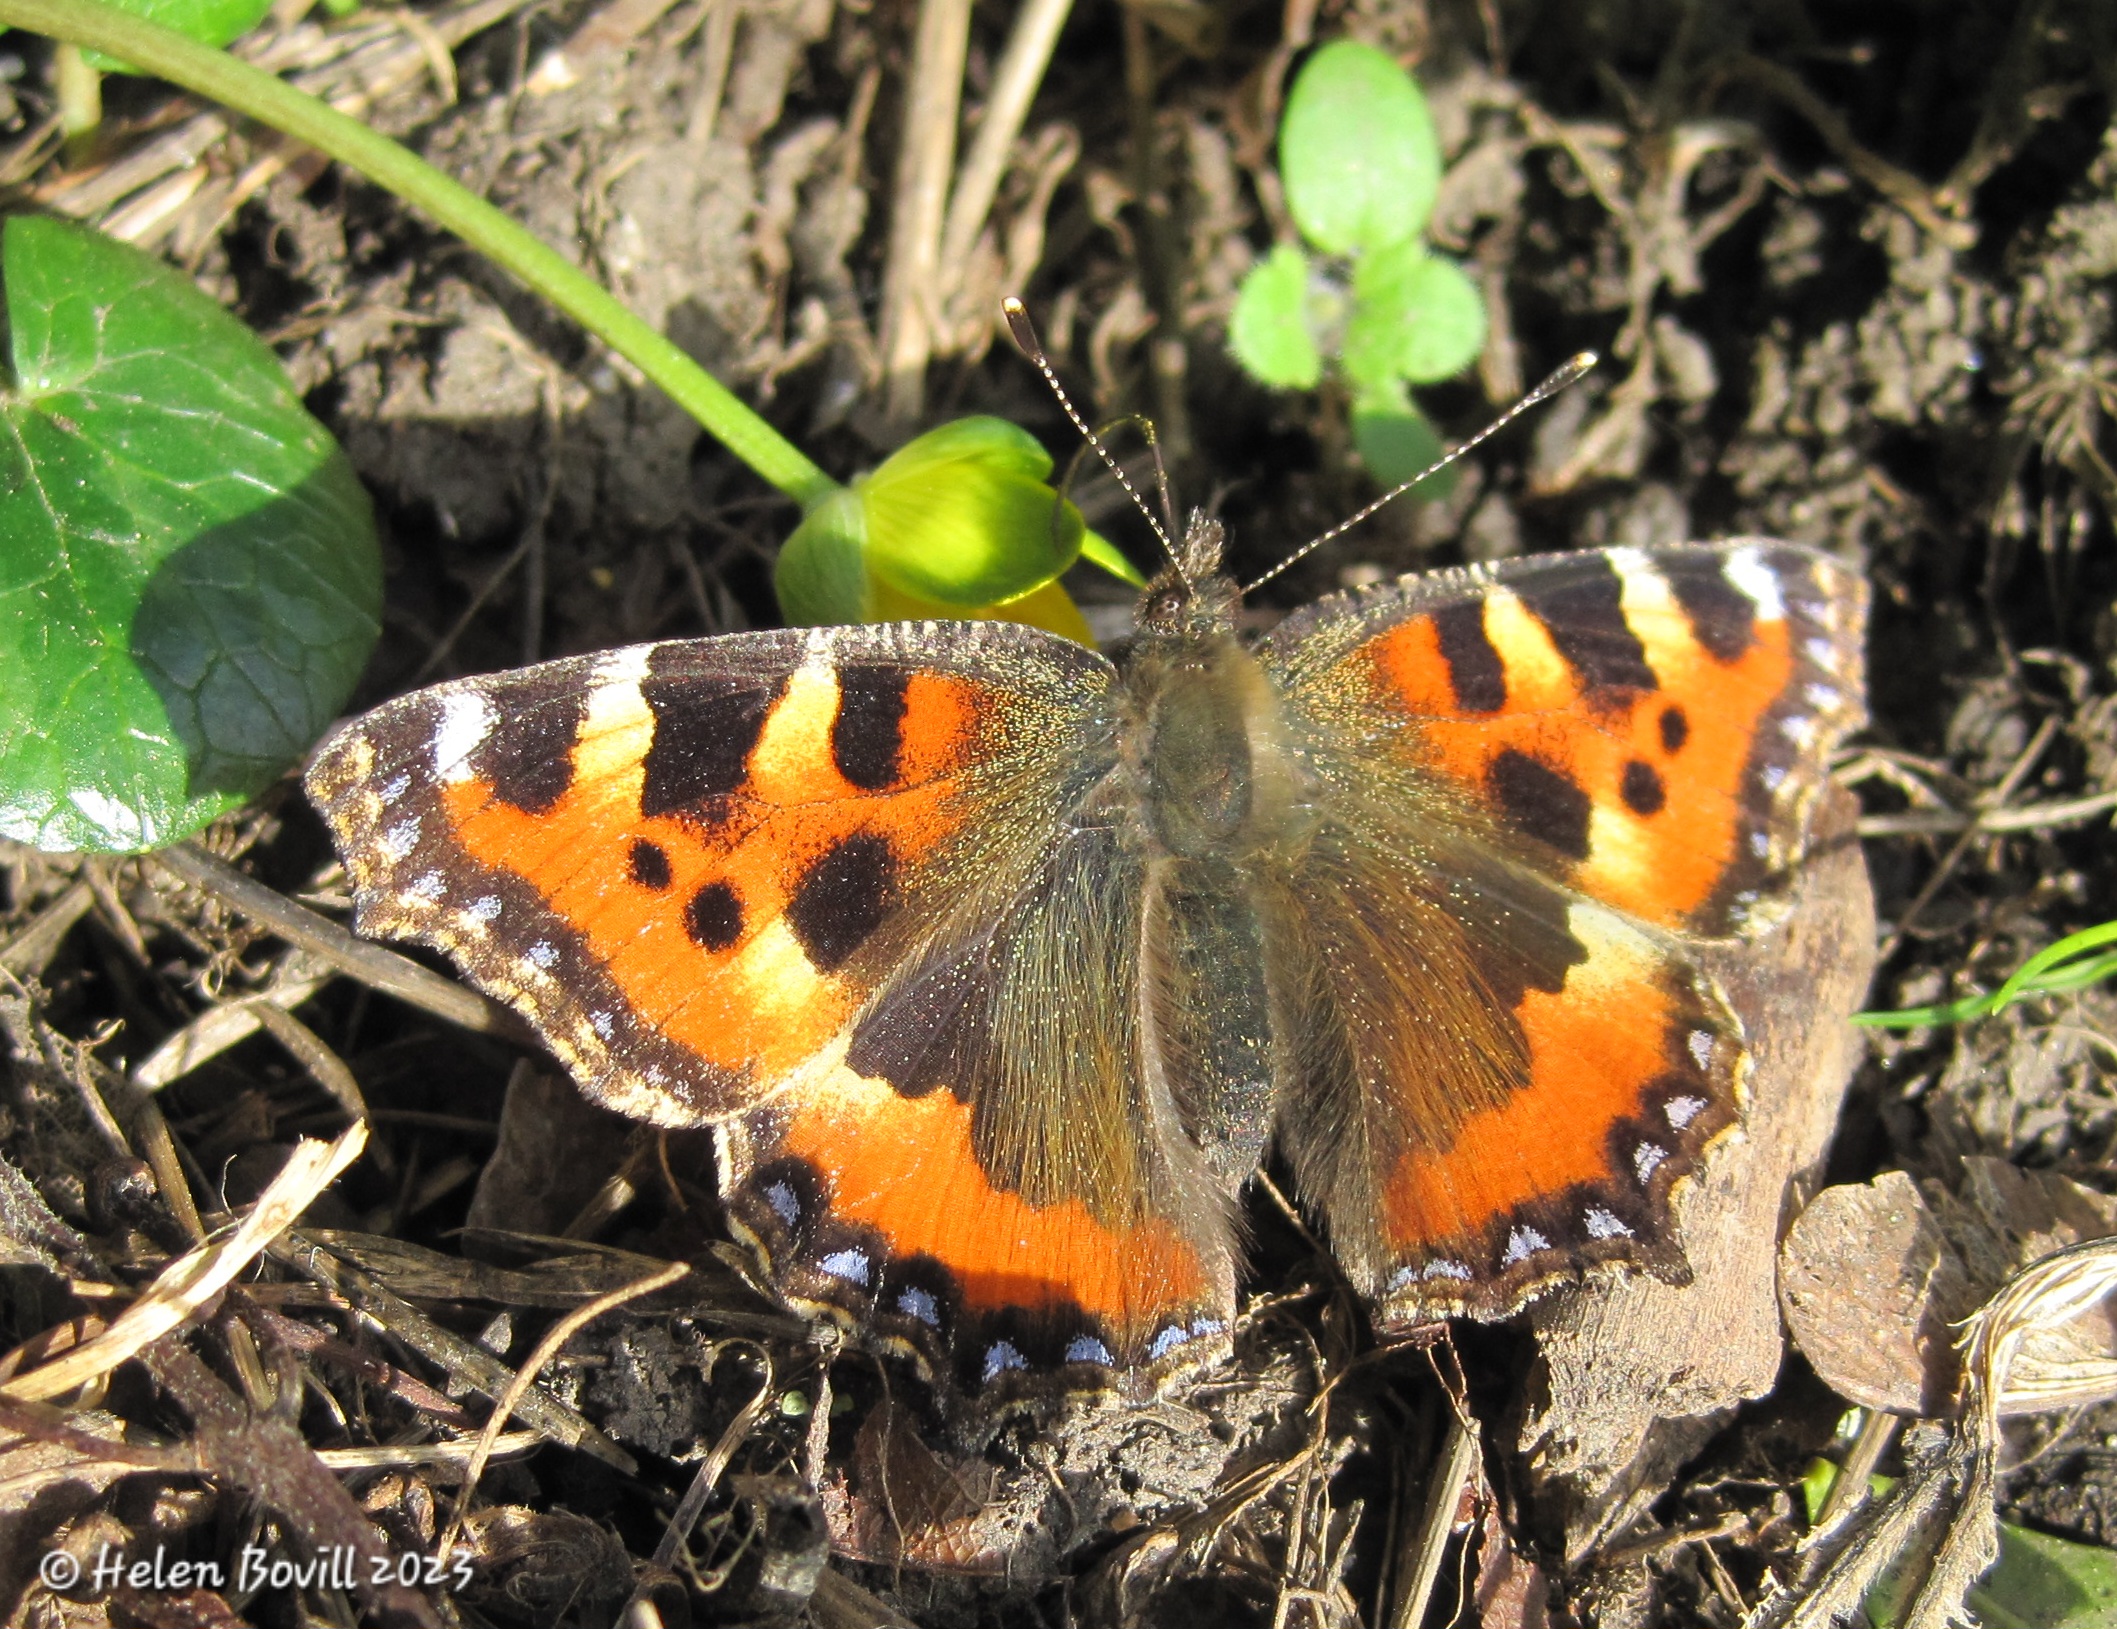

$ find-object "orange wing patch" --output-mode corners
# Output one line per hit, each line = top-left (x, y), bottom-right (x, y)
(725, 1061), (1232, 1402)
(433, 654), (987, 1086)
(1372, 897), (1741, 1316)
(304, 628), (1100, 1133)
(1370, 584), (1787, 927)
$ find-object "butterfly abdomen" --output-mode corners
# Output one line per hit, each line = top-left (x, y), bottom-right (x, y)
(1123, 620), (1319, 1197)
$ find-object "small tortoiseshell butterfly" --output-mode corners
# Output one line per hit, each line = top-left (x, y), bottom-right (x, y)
(305, 365), (1866, 1420)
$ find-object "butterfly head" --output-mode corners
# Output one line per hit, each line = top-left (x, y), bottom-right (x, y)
(1134, 514), (1241, 638)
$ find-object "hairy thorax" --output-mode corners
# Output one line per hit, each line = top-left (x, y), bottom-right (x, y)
(1120, 618), (1318, 869)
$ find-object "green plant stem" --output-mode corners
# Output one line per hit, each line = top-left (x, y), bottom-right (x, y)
(54, 41), (101, 137)
(1854, 919), (2117, 1029)
(3, 0), (837, 509)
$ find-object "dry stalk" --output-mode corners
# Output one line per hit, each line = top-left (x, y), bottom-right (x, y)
(155, 843), (536, 1045)
(879, 0), (972, 424)
(1386, 1408), (1479, 1629)
(0, 1122), (366, 1402)
(437, 1257), (689, 1556)
(935, 0), (1076, 277)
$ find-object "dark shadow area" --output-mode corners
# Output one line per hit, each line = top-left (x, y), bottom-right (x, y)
(129, 453), (380, 808)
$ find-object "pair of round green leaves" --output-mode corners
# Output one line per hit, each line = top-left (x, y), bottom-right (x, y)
(1229, 40), (1488, 490)
(0, 215), (380, 852)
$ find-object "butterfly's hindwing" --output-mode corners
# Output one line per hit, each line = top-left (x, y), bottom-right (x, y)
(723, 823), (1240, 1404)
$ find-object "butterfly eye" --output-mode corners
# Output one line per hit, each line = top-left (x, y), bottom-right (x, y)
(1138, 589), (1181, 628)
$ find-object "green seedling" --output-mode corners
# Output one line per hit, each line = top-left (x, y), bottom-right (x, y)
(1, 0), (1129, 851)
(1854, 920), (2117, 1029)
(778, 416), (1142, 644)
(1229, 39), (1486, 493)
(1802, 1459), (2117, 1627)
(0, 214), (380, 852)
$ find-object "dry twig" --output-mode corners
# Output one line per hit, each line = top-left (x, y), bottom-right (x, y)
(155, 843), (537, 1046)
(1, 1123), (366, 1402)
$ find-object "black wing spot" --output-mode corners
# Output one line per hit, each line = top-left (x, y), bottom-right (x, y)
(1621, 760), (1667, 817)
(1659, 705), (1689, 754)
(1430, 601), (1506, 713)
(640, 651), (785, 818)
(629, 838), (673, 891)
(786, 833), (897, 972)
(832, 666), (911, 790)
(1519, 559), (1658, 696)
(1490, 749), (1592, 860)
(474, 693), (586, 814)
(1667, 560), (1757, 664)
(684, 880), (745, 951)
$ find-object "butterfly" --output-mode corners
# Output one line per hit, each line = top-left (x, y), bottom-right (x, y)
(305, 422), (1866, 1423)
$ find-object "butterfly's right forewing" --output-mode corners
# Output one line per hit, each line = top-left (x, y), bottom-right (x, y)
(1257, 543), (1866, 1320)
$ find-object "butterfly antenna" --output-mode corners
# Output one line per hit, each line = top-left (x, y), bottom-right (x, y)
(1240, 352), (1600, 597)
(1003, 297), (1185, 581)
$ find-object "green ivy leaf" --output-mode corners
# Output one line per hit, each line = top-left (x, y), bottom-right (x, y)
(1350, 381), (1457, 501)
(0, 215), (381, 853)
(1348, 240), (1487, 386)
(1229, 243), (1325, 390)
(84, 0), (275, 71)
(1281, 40), (1441, 257)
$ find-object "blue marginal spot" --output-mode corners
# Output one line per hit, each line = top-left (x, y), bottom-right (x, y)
(818, 1248), (870, 1285)
(981, 1340), (1028, 1382)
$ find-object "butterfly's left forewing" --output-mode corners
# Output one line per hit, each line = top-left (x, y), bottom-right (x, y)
(1258, 543), (1866, 1320)
(307, 625), (1093, 1127)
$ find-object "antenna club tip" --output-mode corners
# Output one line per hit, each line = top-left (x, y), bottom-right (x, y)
(1001, 297), (1041, 359)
